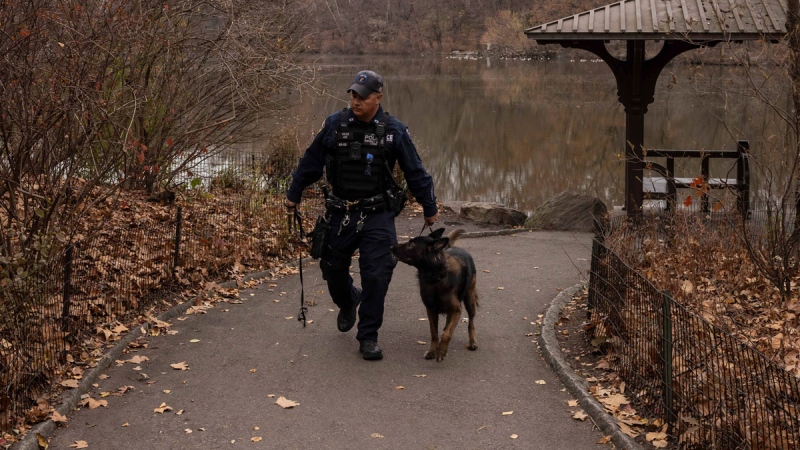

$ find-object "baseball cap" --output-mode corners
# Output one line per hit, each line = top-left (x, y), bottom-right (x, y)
(347, 70), (383, 98)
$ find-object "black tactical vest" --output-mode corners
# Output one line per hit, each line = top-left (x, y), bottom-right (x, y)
(326, 109), (393, 200)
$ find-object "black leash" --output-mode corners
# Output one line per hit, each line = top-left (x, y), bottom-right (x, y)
(419, 223), (431, 236)
(288, 207), (308, 327)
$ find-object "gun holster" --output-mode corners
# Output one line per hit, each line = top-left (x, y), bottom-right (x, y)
(385, 186), (408, 217)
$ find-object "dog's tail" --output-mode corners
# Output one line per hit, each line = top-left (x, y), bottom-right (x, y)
(447, 229), (465, 247)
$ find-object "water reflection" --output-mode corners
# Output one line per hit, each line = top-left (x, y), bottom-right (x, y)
(278, 55), (786, 214)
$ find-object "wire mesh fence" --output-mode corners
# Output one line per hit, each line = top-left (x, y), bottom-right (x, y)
(0, 151), (327, 432)
(589, 233), (800, 449)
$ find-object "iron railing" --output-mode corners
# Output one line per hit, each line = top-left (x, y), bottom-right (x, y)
(589, 235), (800, 449)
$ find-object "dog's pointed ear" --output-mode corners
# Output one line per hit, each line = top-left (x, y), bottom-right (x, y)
(429, 227), (445, 239)
(431, 237), (449, 251)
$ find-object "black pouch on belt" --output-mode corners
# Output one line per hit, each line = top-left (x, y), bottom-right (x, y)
(309, 216), (330, 260)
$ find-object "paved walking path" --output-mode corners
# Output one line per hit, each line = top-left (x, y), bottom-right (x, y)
(29, 230), (630, 450)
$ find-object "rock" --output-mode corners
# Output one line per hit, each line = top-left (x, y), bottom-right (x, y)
(459, 202), (527, 226)
(525, 191), (607, 232)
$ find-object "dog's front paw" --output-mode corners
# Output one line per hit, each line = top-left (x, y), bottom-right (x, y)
(435, 348), (448, 362)
(424, 351), (435, 360)
(466, 343), (477, 351)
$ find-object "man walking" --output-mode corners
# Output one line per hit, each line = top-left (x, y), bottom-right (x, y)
(285, 70), (439, 360)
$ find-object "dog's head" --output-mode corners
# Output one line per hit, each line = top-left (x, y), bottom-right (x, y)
(390, 227), (449, 267)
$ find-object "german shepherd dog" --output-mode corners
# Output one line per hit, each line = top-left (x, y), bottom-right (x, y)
(390, 228), (478, 362)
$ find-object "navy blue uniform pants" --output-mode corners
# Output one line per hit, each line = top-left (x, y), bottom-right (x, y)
(320, 208), (398, 342)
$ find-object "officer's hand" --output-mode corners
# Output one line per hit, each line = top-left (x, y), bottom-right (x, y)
(424, 213), (439, 226)
(284, 199), (297, 209)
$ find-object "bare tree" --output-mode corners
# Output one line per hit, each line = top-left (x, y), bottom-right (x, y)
(0, 0), (312, 287)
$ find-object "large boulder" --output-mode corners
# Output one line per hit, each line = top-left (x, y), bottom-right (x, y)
(459, 202), (527, 226)
(525, 191), (607, 232)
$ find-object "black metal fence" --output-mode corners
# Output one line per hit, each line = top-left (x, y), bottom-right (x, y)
(0, 151), (326, 431)
(589, 235), (800, 449)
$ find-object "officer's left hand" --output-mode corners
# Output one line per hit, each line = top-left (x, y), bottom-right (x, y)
(424, 213), (439, 226)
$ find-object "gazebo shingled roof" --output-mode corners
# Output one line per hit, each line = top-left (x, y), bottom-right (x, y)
(526, 0), (788, 41)
(525, 0), (789, 215)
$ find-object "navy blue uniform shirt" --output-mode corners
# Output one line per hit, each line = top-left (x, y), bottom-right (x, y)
(287, 106), (438, 218)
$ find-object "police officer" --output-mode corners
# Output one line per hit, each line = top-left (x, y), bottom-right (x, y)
(284, 70), (439, 360)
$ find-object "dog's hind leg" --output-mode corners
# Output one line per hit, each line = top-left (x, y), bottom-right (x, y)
(424, 308), (440, 360)
(464, 274), (478, 351)
(436, 305), (461, 362)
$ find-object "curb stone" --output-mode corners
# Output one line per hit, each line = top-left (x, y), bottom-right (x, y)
(11, 228), (531, 450)
(538, 283), (644, 450)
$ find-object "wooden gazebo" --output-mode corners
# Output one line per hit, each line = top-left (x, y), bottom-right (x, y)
(525, 0), (789, 215)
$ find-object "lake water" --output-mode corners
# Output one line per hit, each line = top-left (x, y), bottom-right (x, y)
(270, 54), (788, 214)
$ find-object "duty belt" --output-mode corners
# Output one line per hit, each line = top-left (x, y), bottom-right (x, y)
(325, 193), (386, 214)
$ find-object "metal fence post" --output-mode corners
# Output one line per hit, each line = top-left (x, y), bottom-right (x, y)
(662, 290), (676, 428)
(588, 239), (598, 318)
(173, 206), (182, 275)
(588, 210), (607, 319)
(61, 245), (74, 330)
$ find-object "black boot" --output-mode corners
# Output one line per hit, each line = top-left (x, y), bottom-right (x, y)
(359, 340), (383, 360)
(337, 293), (361, 332)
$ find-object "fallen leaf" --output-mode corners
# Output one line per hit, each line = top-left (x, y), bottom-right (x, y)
(652, 440), (668, 448)
(189, 339), (201, 343)
(618, 422), (640, 437)
(154, 402), (173, 414)
(646, 424), (668, 442)
(170, 361), (189, 371)
(416, 341), (426, 345)
(371, 433), (384, 438)
(510, 434), (518, 439)
(567, 400), (579, 407)
(597, 435), (612, 444)
(573, 410), (588, 421)
(497, 286), (505, 290)
(412, 374), (427, 378)
(126, 355), (149, 364)
(51, 411), (68, 423)
(37, 433), (49, 449)
(535, 380), (546, 385)
(84, 398), (108, 409)
(598, 393), (628, 412)
(60, 379), (80, 388)
(68, 441), (88, 449)
(275, 396), (299, 408)
(122, 423), (129, 427)
(395, 386), (404, 390)
(502, 411), (513, 416)
(251, 437), (263, 442)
